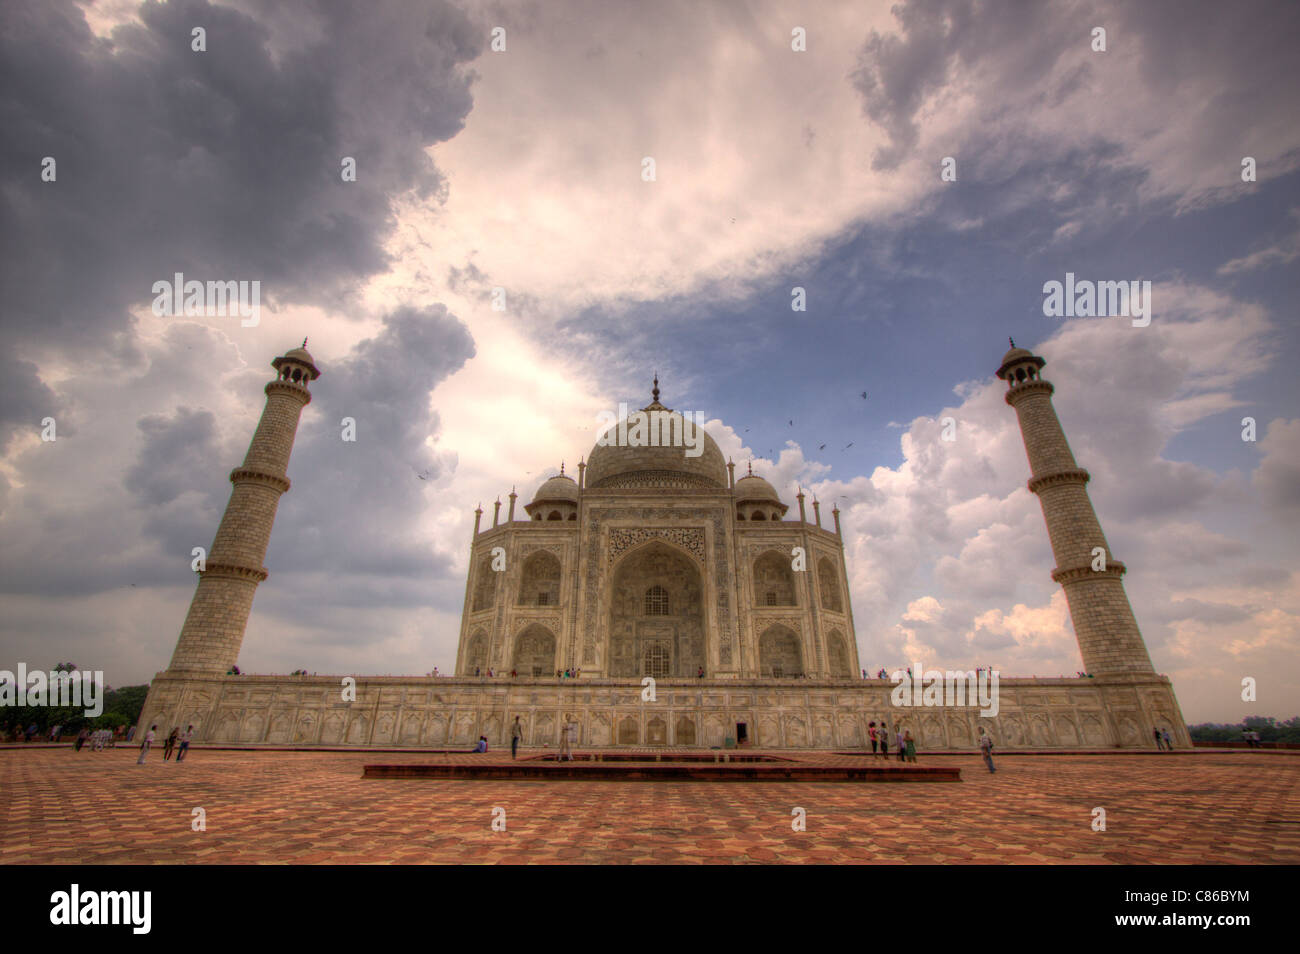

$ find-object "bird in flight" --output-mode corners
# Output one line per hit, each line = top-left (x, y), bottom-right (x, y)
(860, 391), (868, 399)
(818, 443), (826, 451)
(843, 442), (853, 449)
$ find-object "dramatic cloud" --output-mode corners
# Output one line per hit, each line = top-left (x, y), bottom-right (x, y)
(0, 0), (479, 351)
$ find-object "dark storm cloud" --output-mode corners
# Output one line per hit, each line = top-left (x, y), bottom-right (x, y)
(266, 304), (476, 589)
(0, 0), (480, 351)
(0, 353), (66, 454)
(127, 406), (223, 508)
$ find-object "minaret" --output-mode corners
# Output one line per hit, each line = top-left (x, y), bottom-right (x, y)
(998, 341), (1155, 676)
(167, 344), (320, 673)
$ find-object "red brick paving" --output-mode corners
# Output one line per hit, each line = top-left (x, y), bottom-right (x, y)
(1, 747), (1296, 864)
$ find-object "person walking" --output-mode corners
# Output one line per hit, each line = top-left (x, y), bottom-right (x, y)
(163, 727), (179, 761)
(511, 716), (523, 759)
(1162, 728), (1173, 751)
(879, 726), (889, 760)
(1153, 726), (1163, 750)
(978, 726), (996, 773)
(904, 729), (917, 763)
(560, 714), (578, 761)
(895, 725), (906, 763)
(868, 721), (878, 756)
(136, 725), (157, 764)
(176, 725), (193, 761)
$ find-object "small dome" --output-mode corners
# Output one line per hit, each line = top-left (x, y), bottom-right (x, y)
(272, 345), (320, 380)
(533, 474), (579, 503)
(735, 474), (780, 502)
(996, 344), (1044, 381)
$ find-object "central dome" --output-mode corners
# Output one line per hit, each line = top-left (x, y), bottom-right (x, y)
(586, 385), (727, 490)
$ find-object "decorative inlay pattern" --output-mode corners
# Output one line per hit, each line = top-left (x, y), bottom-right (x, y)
(514, 615), (562, 634)
(608, 527), (706, 565)
(592, 470), (718, 489)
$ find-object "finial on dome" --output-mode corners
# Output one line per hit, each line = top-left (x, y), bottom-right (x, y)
(747, 461), (753, 477)
(1009, 336), (1015, 348)
(652, 372), (660, 404)
(302, 337), (308, 348)
(560, 461), (565, 476)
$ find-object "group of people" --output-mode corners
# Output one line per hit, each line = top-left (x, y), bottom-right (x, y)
(495, 714), (579, 760)
(1152, 726), (1175, 750)
(133, 724), (194, 763)
(866, 721), (918, 762)
(1241, 729), (1265, 748)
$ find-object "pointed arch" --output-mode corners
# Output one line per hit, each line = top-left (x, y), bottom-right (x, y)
(512, 624), (556, 677)
(471, 556), (497, 612)
(759, 624), (803, 677)
(517, 550), (562, 606)
(818, 556), (842, 612)
(464, 630), (487, 674)
(753, 549), (797, 606)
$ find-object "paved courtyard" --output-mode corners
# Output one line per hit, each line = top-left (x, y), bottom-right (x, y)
(2, 748), (1296, 864)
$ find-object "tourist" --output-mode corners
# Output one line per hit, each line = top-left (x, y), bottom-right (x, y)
(511, 716), (523, 759)
(163, 727), (179, 761)
(1162, 728), (1173, 751)
(560, 713), (577, 761)
(432, 666), (439, 677)
(510, 668), (517, 678)
(75, 727), (88, 751)
(1152, 726), (1163, 750)
(895, 725), (906, 762)
(137, 724), (157, 764)
(126, 724), (136, 743)
(470, 736), (488, 753)
(904, 729), (917, 763)
(177, 725), (193, 761)
(697, 666), (704, 679)
(978, 727), (996, 773)
(879, 727), (889, 760)
(868, 721), (878, 756)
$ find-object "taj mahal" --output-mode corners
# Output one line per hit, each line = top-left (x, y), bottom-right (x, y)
(138, 342), (1191, 750)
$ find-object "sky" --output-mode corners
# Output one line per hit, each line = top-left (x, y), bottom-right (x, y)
(1, 0), (1297, 724)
